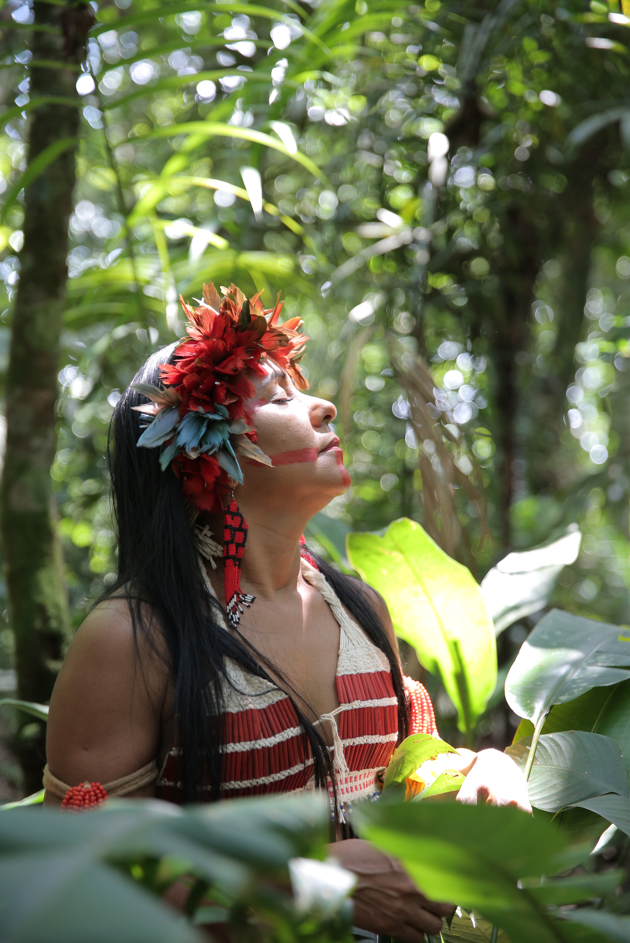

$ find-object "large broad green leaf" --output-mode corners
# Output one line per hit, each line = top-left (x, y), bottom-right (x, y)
(514, 681), (630, 779)
(480, 529), (581, 636)
(346, 518), (496, 739)
(0, 795), (331, 941)
(570, 794), (630, 839)
(354, 801), (605, 943)
(0, 852), (201, 943)
(506, 731), (628, 812)
(505, 609), (630, 726)
(0, 794), (329, 877)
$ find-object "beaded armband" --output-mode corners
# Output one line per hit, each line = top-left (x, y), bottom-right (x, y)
(61, 781), (108, 810)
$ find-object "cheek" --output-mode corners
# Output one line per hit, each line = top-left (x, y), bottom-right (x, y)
(269, 447), (318, 466)
(250, 406), (314, 453)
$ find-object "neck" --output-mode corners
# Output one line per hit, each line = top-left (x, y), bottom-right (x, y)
(205, 499), (314, 599)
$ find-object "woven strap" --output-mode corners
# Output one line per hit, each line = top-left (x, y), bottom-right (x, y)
(43, 759), (158, 800)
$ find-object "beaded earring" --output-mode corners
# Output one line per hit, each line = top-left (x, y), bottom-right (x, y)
(223, 497), (255, 628)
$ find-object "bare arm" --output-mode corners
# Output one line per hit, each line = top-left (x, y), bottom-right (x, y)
(44, 598), (170, 805)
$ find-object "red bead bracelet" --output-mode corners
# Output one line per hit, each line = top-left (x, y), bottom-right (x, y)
(61, 781), (108, 810)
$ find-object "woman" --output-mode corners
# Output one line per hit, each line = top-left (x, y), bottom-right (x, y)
(45, 283), (529, 941)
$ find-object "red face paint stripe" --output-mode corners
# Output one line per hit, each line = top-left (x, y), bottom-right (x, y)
(269, 447), (319, 466)
(335, 449), (351, 485)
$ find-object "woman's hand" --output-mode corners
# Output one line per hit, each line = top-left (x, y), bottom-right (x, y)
(454, 748), (532, 813)
(329, 838), (454, 943)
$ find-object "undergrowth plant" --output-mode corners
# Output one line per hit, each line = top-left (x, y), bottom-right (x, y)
(3, 517), (630, 941)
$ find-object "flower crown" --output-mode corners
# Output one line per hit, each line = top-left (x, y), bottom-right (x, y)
(132, 282), (309, 513)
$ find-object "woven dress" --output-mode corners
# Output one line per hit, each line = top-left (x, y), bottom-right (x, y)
(156, 559), (437, 806)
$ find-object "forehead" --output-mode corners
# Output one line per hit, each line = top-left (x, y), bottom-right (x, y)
(254, 360), (290, 388)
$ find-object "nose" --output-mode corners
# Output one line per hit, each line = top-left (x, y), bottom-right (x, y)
(310, 395), (336, 428)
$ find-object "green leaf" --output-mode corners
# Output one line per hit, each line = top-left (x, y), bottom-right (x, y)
(0, 790), (45, 810)
(570, 793), (630, 839)
(0, 698), (49, 721)
(354, 801), (586, 943)
(305, 513), (351, 571)
(140, 122), (328, 186)
(0, 852), (202, 943)
(346, 518), (496, 739)
(567, 106), (630, 147)
(525, 869), (624, 906)
(517, 680), (630, 780)
(418, 768), (465, 800)
(559, 909), (630, 942)
(480, 529), (581, 636)
(505, 609), (630, 726)
(441, 910), (510, 943)
(240, 167), (263, 222)
(382, 733), (458, 797)
(507, 731), (628, 813)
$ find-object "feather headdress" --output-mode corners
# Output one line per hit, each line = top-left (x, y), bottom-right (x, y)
(132, 282), (309, 512)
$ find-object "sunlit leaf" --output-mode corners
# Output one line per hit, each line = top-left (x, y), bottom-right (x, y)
(240, 166), (263, 222)
(354, 801), (591, 943)
(382, 733), (458, 797)
(347, 518), (496, 740)
(140, 123), (327, 185)
(0, 790), (45, 810)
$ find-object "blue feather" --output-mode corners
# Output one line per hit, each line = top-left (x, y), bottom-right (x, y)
(216, 447), (243, 484)
(199, 420), (230, 454)
(176, 412), (208, 451)
(159, 438), (180, 471)
(137, 406), (180, 449)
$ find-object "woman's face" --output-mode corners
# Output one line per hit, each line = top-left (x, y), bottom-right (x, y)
(238, 362), (350, 516)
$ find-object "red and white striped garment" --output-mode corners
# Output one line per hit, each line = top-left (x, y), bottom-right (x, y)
(157, 560), (437, 805)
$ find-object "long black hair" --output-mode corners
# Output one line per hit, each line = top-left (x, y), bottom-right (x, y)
(105, 345), (408, 803)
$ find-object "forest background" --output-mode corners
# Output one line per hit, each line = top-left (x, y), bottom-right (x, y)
(0, 0), (628, 798)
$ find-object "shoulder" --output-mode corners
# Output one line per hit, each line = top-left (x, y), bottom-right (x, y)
(46, 596), (171, 791)
(53, 596), (171, 715)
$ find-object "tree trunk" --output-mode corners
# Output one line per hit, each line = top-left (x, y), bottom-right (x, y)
(0, 1), (90, 794)
(490, 206), (540, 550)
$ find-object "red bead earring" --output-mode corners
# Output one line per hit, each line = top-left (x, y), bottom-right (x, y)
(223, 497), (255, 628)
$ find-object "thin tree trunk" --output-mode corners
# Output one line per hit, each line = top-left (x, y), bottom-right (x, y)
(490, 206), (539, 550)
(0, 1), (91, 794)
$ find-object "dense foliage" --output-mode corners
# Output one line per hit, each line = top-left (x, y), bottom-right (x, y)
(0, 0), (623, 779)
(1, 0), (630, 929)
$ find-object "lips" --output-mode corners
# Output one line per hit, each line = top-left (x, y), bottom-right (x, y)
(320, 436), (341, 454)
